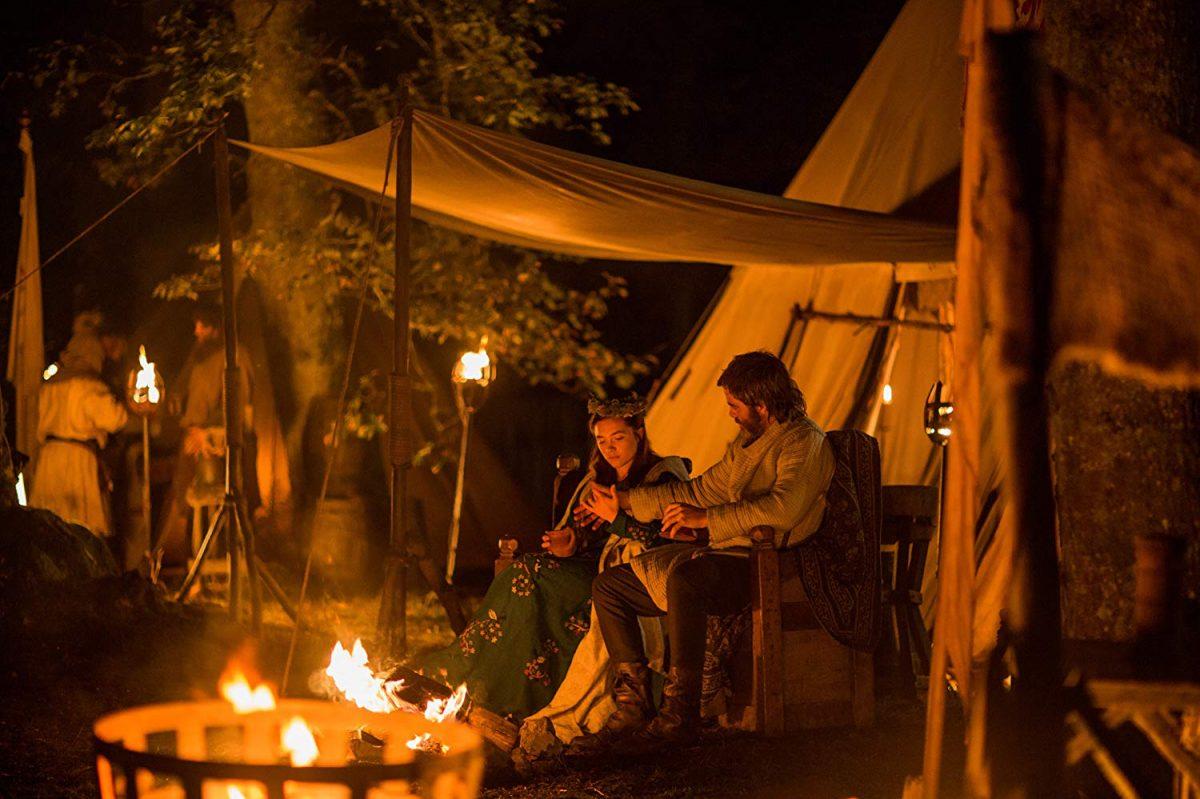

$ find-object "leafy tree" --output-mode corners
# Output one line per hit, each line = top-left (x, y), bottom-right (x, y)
(25, 0), (647, 481)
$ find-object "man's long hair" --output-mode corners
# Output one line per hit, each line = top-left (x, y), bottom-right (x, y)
(717, 351), (807, 422)
(587, 412), (659, 487)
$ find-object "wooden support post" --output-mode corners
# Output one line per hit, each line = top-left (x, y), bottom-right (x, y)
(378, 90), (414, 657)
(750, 525), (785, 736)
(978, 34), (1063, 798)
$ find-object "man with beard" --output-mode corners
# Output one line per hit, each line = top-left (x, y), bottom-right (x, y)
(154, 302), (257, 565)
(570, 351), (835, 754)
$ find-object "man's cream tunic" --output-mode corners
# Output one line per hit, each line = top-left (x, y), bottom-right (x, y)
(627, 416), (834, 610)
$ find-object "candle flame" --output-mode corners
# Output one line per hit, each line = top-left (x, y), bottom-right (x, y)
(134, 345), (161, 404)
(456, 348), (491, 382)
(881, 383), (893, 405)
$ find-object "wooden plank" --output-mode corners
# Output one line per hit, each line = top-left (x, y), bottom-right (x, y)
(751, 526), (785, 737)
(1088, 680), (1200, 711)
(852, 649), (875, 728)
(780, 601), (819, 630)
(1131, 712), (1200, 790)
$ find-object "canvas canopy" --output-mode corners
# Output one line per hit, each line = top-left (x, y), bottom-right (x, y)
(235, 110), (953, 267)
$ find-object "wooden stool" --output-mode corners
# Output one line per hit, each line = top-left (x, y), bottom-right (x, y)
(185, 479), (228, 595)
(725, 525), (874, 735)
(880, 484), (937, 686)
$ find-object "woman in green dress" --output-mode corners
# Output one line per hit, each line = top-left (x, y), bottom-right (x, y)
(410, 396), (689, 722)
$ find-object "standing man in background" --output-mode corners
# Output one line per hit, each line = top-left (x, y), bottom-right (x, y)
(30, 311), (129, 537)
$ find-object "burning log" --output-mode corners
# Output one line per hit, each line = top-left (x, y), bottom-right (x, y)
(386, 666), (518, 752)
(322, 639), (518, 752)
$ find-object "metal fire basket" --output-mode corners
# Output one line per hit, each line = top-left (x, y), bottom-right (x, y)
(93, 698), (484, 799)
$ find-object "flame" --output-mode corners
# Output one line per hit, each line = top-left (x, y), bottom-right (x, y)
(423, 683), (467, 723)
(219, 667), (276, 713)
(324, 640), (393, 713)
(455, 348), (491, 382)
(224, 785), (266, 799)
(134, 345), (161, 404)
(281, 717), (319, 766)
(406, 732), (450, 754)
(881, 383), (893, 405)
(42, 362), (58, 381)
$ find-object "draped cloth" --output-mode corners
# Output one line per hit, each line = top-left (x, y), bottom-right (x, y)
(234, 110), (955, 268)
(794, 429), (882, 651)
(7, 124), (44, 460)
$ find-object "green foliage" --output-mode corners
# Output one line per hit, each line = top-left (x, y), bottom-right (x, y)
(26, 0), (647, 397)
(157, 200), (651, 395)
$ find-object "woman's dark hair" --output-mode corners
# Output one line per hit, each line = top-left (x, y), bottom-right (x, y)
(717, 351), (807, 422)
(587, 412), (659, 487)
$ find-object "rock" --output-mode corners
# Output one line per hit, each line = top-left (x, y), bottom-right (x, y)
(517, 716), (564, 759)
(0, 506), (117, 605)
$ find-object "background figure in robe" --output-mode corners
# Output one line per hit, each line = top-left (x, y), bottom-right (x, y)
(155, 302), (257, 562)
(30, 312), (129, 536)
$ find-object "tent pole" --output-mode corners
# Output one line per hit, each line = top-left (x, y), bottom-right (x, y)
(379, 89), (414, 658)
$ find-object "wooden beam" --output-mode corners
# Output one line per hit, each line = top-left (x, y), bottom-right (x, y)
(790, 303), (954, 333)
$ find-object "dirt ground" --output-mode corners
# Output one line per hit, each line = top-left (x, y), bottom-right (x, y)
(0, 569), (948, 799)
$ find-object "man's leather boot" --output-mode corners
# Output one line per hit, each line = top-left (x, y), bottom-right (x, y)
(620, 666), (702, 751)
(565, 661), (654, 757)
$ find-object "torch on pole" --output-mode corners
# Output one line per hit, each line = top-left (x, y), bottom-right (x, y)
(127, 345), (165, 581)
(445, 343), (495, 586)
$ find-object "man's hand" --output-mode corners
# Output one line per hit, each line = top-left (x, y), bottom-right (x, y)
(542, 528), (577, 558)
(581, 484), (620, 523)
(662, 503), (708, 540)
(182, 426), (209, 456)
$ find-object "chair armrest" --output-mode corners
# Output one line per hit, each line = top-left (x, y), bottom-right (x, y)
(494, 538), (518, 576)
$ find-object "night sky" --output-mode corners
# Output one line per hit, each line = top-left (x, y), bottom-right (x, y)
(0, 0), (906, 510)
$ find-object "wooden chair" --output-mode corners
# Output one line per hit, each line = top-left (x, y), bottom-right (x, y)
(880, 484), (937, 686)
(740, 525), (876, 735)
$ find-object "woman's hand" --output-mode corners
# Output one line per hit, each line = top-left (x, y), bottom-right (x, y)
(572, 502), (605, 530)
(581, 484), (620, 523)
(542, 528), (577, 558)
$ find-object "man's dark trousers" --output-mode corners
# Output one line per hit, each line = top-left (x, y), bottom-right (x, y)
(592, 552), (751, 671)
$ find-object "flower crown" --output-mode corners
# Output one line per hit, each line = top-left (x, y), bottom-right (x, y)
(587, 393), (648, 419)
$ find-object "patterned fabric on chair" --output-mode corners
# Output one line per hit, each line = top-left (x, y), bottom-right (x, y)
(793, 429), (882, 652)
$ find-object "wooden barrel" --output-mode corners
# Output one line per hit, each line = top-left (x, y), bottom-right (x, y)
(309, 496), (371, 587)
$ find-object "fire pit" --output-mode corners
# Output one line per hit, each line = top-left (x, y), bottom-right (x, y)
(93, 697), (484, 799)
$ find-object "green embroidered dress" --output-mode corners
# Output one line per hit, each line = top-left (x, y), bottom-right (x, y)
(410, 456), (688, 721)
